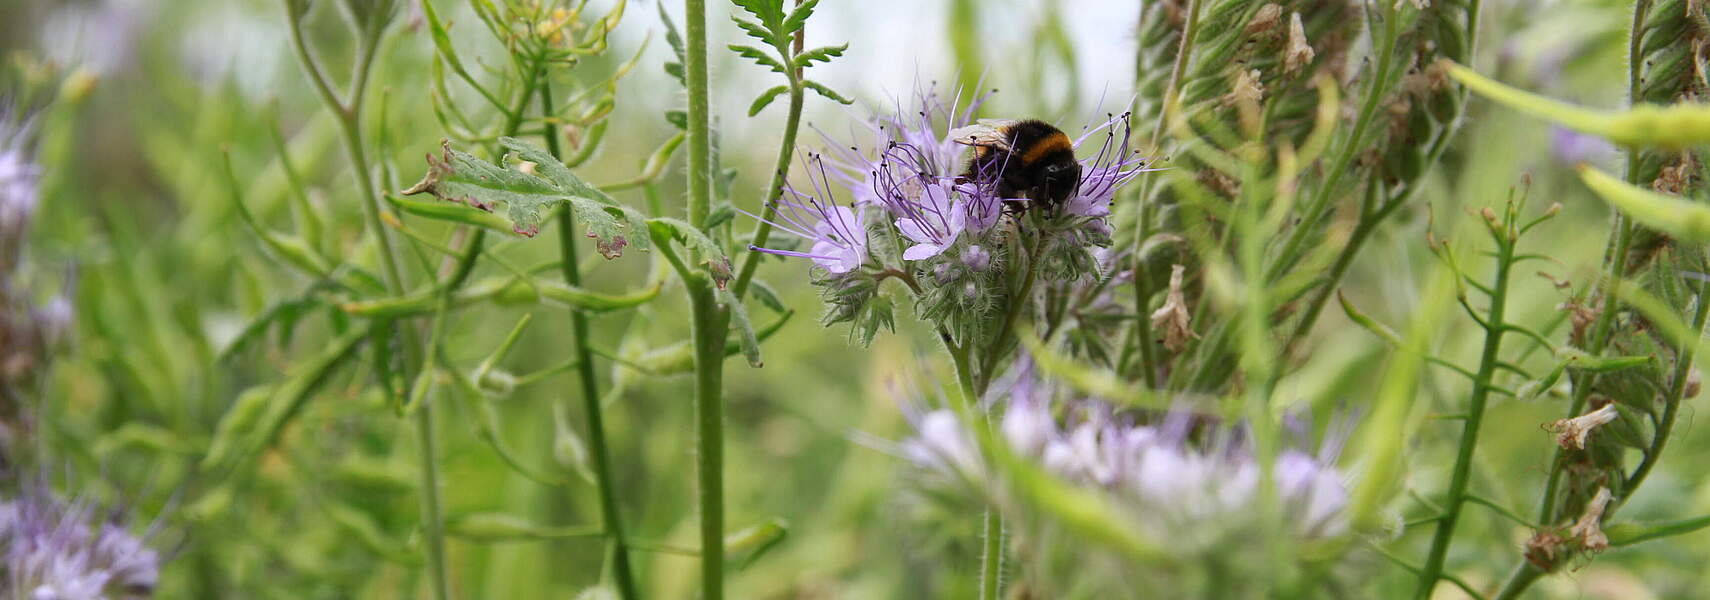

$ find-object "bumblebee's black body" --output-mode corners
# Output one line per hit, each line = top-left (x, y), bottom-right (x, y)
(960, 119), (1081, 215)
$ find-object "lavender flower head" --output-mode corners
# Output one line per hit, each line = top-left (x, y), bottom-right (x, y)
(745, 154), (869, 274)
(902, 361), (1351, 547)
(1, 491), (161, 599)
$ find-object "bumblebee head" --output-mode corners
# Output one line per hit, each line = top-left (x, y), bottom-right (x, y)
(1037, 157), (1082, 207)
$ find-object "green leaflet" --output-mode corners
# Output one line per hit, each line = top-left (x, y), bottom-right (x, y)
(340, 275), (661, 317)
(402, 138), (649, 258)
(200, 328), (370, 478)
(445, 513), (602, 541)
(1446, 60), (1710, 150)
(1578, 165), (1710, 242)
(718, 288), (763, 368)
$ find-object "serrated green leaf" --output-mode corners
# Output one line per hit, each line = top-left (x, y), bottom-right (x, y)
(793, 44), (846, 68)
(718, 288), (763, 368)
(802, 80), (853, 104)
(658, 1), (687, 85)
(731, 0), (786, 32)
(567, 196), (651, 260)
(728, 44), (789, 74)
(731, 17), (777, 47)
(747, 84), (791, 116)
(403, 139), (645, 253)
(782, 0), (819, 35)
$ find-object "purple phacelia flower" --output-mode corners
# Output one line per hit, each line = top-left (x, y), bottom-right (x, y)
(2, 490), (162, 599)
(746, 154), (869, 274)
(1063, 115), (1152, 218)
(893, 179), (965, 261)
(901, 359), (1350, 542)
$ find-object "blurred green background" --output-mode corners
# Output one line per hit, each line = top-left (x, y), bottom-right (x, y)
(5, 0), (1710, 597)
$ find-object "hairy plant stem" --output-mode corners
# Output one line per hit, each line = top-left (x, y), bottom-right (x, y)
(541, 81), (640, 600)
(682, 1), (728, 598)
(1414, 228), (1515, 599)
(943, 314), (1003, 600)
(1125, 0), (1202, 388)
(1500, 7), (1656, 595)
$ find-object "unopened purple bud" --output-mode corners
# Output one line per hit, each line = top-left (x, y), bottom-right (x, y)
(963, 281), (978, 301)
(932, 262), (959, 285)
(962, 245), (990, 272)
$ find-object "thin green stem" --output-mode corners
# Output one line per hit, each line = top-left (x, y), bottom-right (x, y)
(731, 29), (807, 300)
(1492, 562), (1542, 600)
(283, 4), (444, 596)
(411, 230), (484, 600)
(1414, 231), (1515, 600)
(682, 2), (726, 598)
(542, 80), (640, 600)
(1264, 11), (1402, 285)
(413, 395), (450, 600)
(1125, 0), (1202, 387)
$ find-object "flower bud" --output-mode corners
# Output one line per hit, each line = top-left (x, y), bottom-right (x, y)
(961, 245), (991, 272)
(963, 281), (979, 302)
(933, 262), (959, 285)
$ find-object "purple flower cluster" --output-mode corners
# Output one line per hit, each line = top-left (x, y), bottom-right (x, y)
(751, 84), (1155, 274)
(902, 361), (1350, 542)
(1, 492), (161, 599)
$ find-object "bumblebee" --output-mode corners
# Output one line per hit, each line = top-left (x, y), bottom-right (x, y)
(950, 119), (1082, 215)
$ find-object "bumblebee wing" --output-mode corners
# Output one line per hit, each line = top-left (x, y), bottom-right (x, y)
(948, 120), (1017, 151)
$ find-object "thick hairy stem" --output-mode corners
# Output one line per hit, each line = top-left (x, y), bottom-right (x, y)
(1415, 238), (1514, 599)
(541, 81), (640, 600)
(682, 0), (726, 597)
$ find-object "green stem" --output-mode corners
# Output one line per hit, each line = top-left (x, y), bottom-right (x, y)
(731, 26), (807, 300)
(1492, 562), (1542, 600)
(1263, 11), (1402, 286)
(1414, 230), (1515, 599)
(731, 84), (804, 299)
(412, 230), (484, 600)
(413, 393), (450, 600)
(682, 1), (726, 598)
(283, 4), (445, 596)
(1125, 0), (1202, 387)
(541, 81), (640, 600)
(979, 509), (1003, 600)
